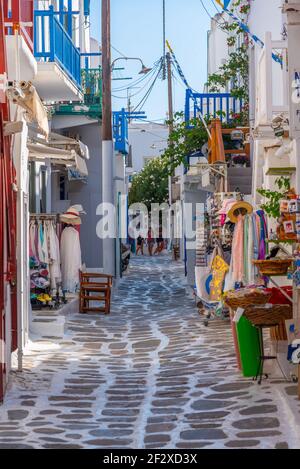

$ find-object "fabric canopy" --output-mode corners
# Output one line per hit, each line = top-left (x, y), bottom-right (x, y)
(7, 82), (49, 138)
(27, 142), (88, 177)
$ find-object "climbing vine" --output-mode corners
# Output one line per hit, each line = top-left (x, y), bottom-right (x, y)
(206, 0), (251, 105)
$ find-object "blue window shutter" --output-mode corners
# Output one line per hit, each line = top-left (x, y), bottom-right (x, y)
(84, 0), (90, 16)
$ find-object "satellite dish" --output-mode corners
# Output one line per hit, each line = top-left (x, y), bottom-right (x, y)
(201, 143), (208, 158)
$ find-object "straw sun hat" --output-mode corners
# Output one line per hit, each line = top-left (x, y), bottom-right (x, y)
(60, 206), (82, 225)
(227, 201), (253, 223)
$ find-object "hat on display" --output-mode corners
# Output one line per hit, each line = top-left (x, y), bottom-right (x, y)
(72, 204), (86, 215)
(227, 201), (253, 223)
(60, 206), (82, 225)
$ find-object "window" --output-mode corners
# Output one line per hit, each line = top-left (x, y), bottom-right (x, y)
(59, 175), (67, 201)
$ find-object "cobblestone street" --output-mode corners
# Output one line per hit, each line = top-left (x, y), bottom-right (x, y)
(0, 255), (300, 449)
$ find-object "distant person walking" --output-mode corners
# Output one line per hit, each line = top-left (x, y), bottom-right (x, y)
(147, 228), (155, 256)
(154, 229), (164, 255)
(136, 235), (144, 255)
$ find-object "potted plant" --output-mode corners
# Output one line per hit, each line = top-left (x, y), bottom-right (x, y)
(232, 154), (249, 167)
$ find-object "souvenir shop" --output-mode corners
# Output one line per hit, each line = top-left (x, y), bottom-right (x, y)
(29, 206), (83, 311)
(195, 186), (300, 394)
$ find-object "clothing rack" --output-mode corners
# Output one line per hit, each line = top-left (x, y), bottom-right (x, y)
(30, 213), (59, 220)
(30, 214), (61, 226)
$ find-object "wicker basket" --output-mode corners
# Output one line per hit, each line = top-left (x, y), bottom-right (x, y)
(253, 259), (293, 276)
(223, 288), (271, 310)
(243, 304), (292, 327)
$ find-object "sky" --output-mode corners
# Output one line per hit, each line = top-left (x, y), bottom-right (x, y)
(90, 0), (214, 122)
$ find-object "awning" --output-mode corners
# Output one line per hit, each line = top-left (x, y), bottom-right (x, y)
(7, 81), (49, 138)
(47, 132), (90, 160)
(28, 142), (88, 177)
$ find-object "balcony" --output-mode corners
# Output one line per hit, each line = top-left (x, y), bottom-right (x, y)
(32, 6), (82, 102)
(55, 68), (102, 119)
(4, 0), (33, 51)
(4, 0), (36, 82)
(185, 89), (243, 126)
(113, 109), (146, 155)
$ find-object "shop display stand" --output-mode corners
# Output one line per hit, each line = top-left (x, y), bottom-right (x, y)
(30, 213), (61, 311)
(255, 324), (278, 384)
(265, 239), (300, 389)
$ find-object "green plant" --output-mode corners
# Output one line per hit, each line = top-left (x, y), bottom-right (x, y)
(206, 0), (250, 105)
(161, 112), (209, 175)
(257, 177), (291, 219)
(161, 112), (249, 174)
(232, 154), (249, 166)
(206, 44), (249, 102)
(128, 157), (169, 210)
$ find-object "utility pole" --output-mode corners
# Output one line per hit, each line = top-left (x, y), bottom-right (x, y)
(166, 51), (174, 244)
(102, 0), (115, 276)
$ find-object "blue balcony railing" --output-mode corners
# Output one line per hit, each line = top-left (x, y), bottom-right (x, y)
(34, 6), (81, 88)
(185, 89), (243, 125)
(113, 109), (129, 155)
(113, 109), (146, 155)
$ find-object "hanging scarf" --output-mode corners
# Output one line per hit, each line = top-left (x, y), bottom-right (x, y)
(29, 221), (37, 259)
(256, 210), (268, 260)
(232, 214), (244, 283)
(243, 215), (249, 284)
(37, 222), (44, 263)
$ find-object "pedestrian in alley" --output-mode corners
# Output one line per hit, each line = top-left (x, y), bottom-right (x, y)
(136, 234), (144, 255)
(147, 228), (155, 256)
(154, 228), (164, 255)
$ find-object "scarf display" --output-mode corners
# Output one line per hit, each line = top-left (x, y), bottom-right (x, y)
(227, 211), (268, 287)
(29, 218), (62, 291)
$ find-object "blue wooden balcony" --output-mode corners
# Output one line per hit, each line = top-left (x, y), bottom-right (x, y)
(55, 68), (102, 118)
(113, 109), (146, 155)
(185, 89), (243, 126)
(34, 6), (81, 89)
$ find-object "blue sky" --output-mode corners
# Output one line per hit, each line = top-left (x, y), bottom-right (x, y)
(90, 0), (214, 122)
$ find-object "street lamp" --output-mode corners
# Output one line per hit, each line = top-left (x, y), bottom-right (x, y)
(111, 57), (152, 75)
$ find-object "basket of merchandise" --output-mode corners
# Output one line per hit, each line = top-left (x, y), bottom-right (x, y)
(223, 287), (272, 310)
(243, 304), (292, 327)
(252, 259), (293, 276)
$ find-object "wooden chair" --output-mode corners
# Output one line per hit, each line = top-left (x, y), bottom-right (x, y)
(79, 271), (113, 314)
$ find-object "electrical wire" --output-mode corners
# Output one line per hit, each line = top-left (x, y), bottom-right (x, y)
(112, 68), (161, 99)
(112, 58), (162, 92)
(111, 44), (127, 58)
(210, 0), (221, 13)
(199, 0), (228, 29)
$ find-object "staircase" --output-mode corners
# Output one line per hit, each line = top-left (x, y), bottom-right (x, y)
(228, 166), (252, 195)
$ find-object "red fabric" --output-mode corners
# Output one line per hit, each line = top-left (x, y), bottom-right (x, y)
(266, 286), (293, 305)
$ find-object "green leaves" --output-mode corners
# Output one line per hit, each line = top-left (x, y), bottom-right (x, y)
(257, 177), (291, 220)
(160, 112), (209, 175)
(206, 45), (249, 102)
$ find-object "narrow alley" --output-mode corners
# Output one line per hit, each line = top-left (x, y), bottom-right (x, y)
(0, 256), (299, 450)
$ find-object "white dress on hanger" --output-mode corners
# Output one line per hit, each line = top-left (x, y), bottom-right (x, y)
(60, 226), (82, 292)
(48, 222), (61, 289)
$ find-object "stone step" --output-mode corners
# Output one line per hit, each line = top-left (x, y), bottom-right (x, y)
(29, 296), (79, 339)
(227, 167), (252, 194)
